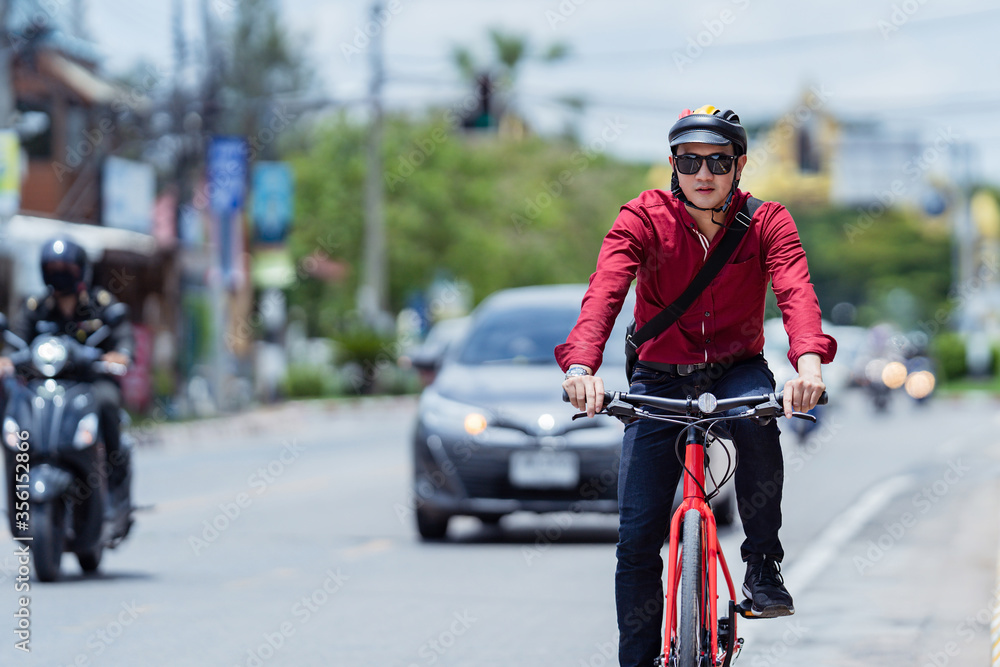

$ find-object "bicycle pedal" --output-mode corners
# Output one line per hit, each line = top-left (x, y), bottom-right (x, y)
(736, 598), (763, 619)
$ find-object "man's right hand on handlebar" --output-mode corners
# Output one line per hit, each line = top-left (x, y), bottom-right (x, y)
(562, 364), (606, 418)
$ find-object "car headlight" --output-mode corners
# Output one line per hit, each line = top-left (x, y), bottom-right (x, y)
(422, 391), (490, 435)
(32, 336), (68, 377)
(463, 413), (488, 435)
(3, 417), (23, 450)
(73, 413), (99, 449)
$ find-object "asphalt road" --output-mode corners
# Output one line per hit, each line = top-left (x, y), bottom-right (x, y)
(1, 389), (998, 666)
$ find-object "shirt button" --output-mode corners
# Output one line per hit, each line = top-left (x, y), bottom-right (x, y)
(705, 338), (711, 343)
(704, 311), (711, 317)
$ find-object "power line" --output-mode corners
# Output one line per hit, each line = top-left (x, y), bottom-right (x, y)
(383, 6), (1000, 64)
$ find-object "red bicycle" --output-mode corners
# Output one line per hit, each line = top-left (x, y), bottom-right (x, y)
(580, 389), (826, 667)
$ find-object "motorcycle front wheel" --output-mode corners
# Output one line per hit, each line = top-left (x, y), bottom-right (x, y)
(31, 501), (66, 582)
(77, 544), (103, 574)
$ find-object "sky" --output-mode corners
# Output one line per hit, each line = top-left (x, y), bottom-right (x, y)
(83, 0), (1000, 181)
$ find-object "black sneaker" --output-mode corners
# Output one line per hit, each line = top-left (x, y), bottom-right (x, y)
(742, 555), (794, 618)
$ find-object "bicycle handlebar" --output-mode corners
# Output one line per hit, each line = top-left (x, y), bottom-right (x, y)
(562, 388), (828, 421)
(609, 389), (827, 414)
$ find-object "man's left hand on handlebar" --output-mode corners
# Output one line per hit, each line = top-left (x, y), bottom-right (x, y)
(782, 352), (825, 419)
(562, 365), (605, 418)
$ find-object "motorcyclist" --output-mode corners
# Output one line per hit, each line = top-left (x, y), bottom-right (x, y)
(0, 237), (134, 506)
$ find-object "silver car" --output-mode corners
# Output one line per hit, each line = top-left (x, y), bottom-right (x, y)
(410, 284), (735, 540)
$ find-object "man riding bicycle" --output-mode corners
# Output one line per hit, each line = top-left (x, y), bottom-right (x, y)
(557, 105), (836, 667)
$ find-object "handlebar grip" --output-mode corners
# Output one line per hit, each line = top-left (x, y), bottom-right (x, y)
(561, 388), (616, 406)
(775, 390), (829, 406)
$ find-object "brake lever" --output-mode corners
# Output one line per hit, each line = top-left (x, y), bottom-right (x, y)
(605, 395), (643, 423)
(572, 396), (643, 423)
(752, 392), (783, 416)
(742, 404), (817, 423)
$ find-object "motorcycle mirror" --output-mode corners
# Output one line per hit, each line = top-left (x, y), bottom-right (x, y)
(86, 325), (111, 347)
(102, 302), (128, 328)
(0, 312), (7, 332)
(3, 329), (27, 350)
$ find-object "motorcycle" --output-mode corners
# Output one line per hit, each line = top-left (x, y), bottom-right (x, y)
(1, 311), (134, 581)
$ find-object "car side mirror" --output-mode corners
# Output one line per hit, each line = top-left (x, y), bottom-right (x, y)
(410, 348), (444, 374)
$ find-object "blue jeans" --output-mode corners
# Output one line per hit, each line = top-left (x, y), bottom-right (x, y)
(616, 355), (783, 667)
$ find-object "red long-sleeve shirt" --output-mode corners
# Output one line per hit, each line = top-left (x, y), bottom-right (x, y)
(555, 188), (837, 372)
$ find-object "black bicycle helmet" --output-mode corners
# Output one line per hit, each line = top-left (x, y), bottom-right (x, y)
(668, 105), (747, 156)
(668, 105), (748, 215)
(40, 237), (90, 295)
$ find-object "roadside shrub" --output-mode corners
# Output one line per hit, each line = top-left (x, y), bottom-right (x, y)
(930, 332), (967, 381)
(282, 364), (329, 398)
(333, 327), (398, 394)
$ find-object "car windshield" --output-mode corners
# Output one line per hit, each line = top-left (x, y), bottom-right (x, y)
(458, 305), (579, 365)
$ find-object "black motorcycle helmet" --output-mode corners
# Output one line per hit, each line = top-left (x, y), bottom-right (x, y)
(668, 105), (748, 214)
(40, 237), (90, 295)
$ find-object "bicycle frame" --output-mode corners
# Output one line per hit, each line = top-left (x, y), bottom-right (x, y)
(662, 424), (738, 666)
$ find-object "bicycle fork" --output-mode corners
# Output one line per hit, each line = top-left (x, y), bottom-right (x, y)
(661, 432), (741, 666)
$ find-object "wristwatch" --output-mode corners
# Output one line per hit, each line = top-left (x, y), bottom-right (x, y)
(564, 366), (589, 380)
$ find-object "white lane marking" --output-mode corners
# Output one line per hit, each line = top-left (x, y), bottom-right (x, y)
(991, 517), (1000, 667)
(342, 538), (395, 561)
(783, 474), (915, 592)
(739, 474), (914, 648)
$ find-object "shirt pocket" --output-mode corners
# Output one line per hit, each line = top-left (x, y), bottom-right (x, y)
(716, 252), (763, 284)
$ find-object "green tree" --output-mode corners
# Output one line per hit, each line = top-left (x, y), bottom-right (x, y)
(286, 117), (954, 339)
(217, 0), (312, 149)
(789, 204), (952, 326)
(286, 112), (647, 335)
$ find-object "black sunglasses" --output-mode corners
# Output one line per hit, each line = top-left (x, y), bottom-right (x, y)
(673, 153), (737, 175)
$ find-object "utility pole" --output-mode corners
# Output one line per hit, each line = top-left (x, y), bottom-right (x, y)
(0, 0), (15, 128)
(173, 0), (186, 95)
(358, 1), (389, 331)
(201, 0), (228, 413)
(72, 0), (86, 40)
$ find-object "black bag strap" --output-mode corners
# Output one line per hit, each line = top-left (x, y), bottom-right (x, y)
(627, 196), (763, 353)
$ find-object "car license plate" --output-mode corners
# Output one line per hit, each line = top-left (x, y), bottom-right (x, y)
(509, 450), (579, 488)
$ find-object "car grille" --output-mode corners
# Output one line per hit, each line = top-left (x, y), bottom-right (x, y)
(451, 447), (619, 501)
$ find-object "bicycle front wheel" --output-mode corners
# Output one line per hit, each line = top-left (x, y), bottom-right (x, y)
(678, 508), (704, 667)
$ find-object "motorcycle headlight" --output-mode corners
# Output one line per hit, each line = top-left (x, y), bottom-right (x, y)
(864, 358), (887, 384)
(32, 336), (68, 377)
(3, 417), (23, 450)
(904, 370), (936, 399)
(73, 413), (99, 449)
(881, 361), (908, 390)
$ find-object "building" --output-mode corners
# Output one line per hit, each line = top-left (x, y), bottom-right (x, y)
(0, 2), (176, 412)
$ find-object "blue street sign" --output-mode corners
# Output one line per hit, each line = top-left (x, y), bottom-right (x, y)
(208, 137), (248, 287)
(252, 162), (293, 244)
